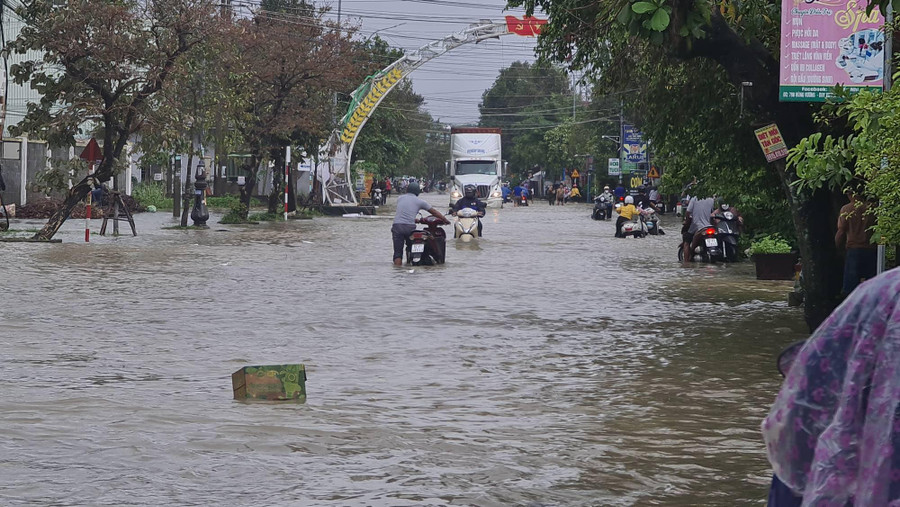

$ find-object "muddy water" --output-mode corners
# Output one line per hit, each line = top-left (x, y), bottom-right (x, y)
(0, 194), (808, 506)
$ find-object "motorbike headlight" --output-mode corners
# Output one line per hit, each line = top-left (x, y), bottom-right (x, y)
(451, 191), (461, 199)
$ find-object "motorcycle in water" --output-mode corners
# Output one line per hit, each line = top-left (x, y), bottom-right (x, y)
(619, 208), (650, 238)
(677, 225), (722, 262)
(519, 192), (529, 207)
(407, 215), (447, 266)
(592, 195), (612, 220)
(453, 207), (482, 242)
(712, 205), (741, 262)
(642, 206), (665, 235)
(372, 188), (383, 206)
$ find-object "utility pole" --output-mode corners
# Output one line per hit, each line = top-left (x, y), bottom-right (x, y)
(572, 72), (577, 120)
(618, 99), (624, 185)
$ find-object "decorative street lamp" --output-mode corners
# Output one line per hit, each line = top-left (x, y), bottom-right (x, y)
(191, 159), (210, 227)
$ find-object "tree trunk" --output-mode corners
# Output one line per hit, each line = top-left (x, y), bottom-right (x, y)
(33, 152), (120, 241)
(239, 156), (259, 221)
(267, 146), (285, 215)
(771, 160), (843, 330)
(180, 152), (194, 227)
(32, 180), (91, 240)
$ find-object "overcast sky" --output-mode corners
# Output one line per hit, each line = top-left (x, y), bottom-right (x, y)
(326, 0), (544, 125)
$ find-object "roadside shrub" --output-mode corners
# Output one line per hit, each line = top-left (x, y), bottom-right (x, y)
(747, 234), (793, 255)
(248, 211), (281, 222)
(132, 182), (168, 210)
(220, 201), (249, 224)
(207, 194), (241, 209)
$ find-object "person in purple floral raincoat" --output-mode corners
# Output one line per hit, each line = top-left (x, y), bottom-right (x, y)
(762, 267), (900, 506)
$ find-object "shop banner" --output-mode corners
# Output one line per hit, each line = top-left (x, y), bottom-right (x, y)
(621, 125), (647, 163)
(755, 124), (789, 162)
(780, 0), (885, 102)
(608, 158), (620, 176)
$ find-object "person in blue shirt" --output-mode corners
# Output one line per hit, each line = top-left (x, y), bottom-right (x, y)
(614, 184), (626, 202)
(501, 182), (511, 204)
(512, 184), (524, 206)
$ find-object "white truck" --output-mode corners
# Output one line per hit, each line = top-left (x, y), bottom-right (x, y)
(446, 127), (505, 210)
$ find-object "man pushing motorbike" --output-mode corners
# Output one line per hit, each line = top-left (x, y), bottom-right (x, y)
(392, 182), (450, 266)
(681, 194), (715, 262)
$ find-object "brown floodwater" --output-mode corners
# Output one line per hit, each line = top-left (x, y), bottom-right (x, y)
(0, 194), (808, 506)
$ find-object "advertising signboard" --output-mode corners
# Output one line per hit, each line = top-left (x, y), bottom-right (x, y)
(621, 125), (647, 163)
(608, 158), (620, 176)
(780, 0), (885, 102)
(754, 124), (789, 162)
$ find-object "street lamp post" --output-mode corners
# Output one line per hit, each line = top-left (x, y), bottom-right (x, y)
(191, 159), (210, 227)
(601, 135), (621, 184)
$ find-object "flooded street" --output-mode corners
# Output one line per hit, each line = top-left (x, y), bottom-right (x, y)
(0, 193), (808, 506)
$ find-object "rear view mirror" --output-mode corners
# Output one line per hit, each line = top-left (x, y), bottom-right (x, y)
(444, 161), (450, 176)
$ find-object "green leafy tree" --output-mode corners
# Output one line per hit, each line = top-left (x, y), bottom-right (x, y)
(479, 61), (572, 177)
(10, 0), (218, 240)
(223, 1), (366, 216)
(138, 31), (247, 223)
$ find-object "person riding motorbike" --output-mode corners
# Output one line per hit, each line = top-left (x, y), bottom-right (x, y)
(712, 203), (744, 231)
(633, 185), (660, 213)
(598, 185), (614, 219)
(392, 181), (450, 266)
(451, 184), (486, 235)
(615, 195), (639, 238)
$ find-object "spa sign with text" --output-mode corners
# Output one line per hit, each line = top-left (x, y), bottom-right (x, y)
(780, 0), (884, 102)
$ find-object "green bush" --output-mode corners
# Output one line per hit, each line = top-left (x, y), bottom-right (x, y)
(219, 201), (249, 224)
(132, 182), (169, 210)
(207, 194), (241, 209)
(248, 211), (281, 222)
(747, 234), (793, 255)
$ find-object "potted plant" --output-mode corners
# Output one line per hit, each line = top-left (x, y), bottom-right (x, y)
(747, 234), (799, 280)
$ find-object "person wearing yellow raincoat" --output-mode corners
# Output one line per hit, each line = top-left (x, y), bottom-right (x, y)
(615, 195), (637, 238)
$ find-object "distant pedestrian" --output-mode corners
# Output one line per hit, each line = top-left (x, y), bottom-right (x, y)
(547, 185), (555, 205)
(835, 190), (876, 296)
(555, 185), (565, 206)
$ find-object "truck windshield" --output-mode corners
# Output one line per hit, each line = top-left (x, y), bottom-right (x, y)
(456, 161), (496, 175)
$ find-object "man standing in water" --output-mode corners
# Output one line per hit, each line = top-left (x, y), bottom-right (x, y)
(392, 182), (449, 266)
(835, 190), (877, 295)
